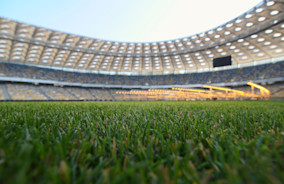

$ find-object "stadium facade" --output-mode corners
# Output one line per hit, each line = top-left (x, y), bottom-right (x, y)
(0, 0), (283, 101)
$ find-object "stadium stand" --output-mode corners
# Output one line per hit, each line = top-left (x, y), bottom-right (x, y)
(0, 61), (283, 86)
(0, 80), (282, 101)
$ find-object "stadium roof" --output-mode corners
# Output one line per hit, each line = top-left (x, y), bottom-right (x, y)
(0, 0), (261, 42)
(0, 0), (283, 75)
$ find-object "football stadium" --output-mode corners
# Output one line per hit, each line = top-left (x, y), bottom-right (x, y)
(0, 0), (284, 183)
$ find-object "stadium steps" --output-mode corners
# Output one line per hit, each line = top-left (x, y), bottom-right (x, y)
(66, 89), (80, 100)
(87, 89), (98, 100)
(271, 88), (284, 96)
(2, 84), (11, 100)
(108, 90), (115, 101)
(37, 87), (52, 100)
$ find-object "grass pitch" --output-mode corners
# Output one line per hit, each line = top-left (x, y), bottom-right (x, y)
(0, 101), (283, 183)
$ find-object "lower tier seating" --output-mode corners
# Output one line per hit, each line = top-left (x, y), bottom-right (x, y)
(0, 82), (283, 101)
(0, 83), (116, 101)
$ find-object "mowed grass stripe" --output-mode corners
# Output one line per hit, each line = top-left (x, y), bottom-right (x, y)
(0, 101), (283, 183)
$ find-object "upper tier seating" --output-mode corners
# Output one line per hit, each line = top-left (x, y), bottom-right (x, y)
(0, 61), (283, 86)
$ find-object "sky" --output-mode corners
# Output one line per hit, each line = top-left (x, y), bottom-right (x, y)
(0, 0), (261, 43)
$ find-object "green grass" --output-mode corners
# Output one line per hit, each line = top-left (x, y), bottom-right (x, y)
(0, 101), (283, 184)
